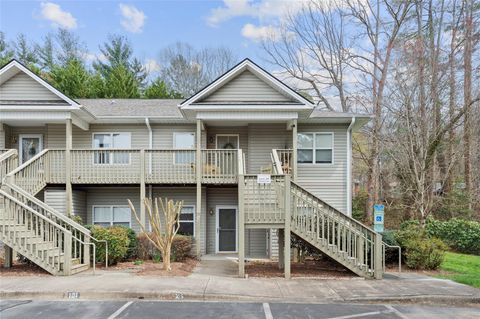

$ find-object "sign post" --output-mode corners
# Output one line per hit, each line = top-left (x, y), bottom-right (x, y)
(373, 204), (384, 233)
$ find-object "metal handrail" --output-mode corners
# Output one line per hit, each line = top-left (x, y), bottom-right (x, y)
(382, 242), (402, 273)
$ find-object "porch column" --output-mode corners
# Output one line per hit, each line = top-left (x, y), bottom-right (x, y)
(3, 245), (13, 268)
(140, 149), (146, 226)
(65, 119), (73, 216)
(292, 119), (298, 181)
(195, 119), (202, 257)
(238, 174), (245, 277)
(284, 174), (291, 279)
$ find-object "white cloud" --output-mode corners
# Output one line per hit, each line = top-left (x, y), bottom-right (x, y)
(207, 0), (306, 27)
(119, 3), (146, 33)
(40, 2), (77, 29)
(84, 52), (107, 63)
(144, 58), (161, 74)
(241, 23), (280, 42)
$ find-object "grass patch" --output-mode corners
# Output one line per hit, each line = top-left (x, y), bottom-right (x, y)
(435, 252), (480, 288)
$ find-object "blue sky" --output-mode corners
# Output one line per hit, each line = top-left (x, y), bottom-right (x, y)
(0, 0), (299, 71)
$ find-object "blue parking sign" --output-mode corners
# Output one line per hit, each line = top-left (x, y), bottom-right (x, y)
(373, 204), (384, 232)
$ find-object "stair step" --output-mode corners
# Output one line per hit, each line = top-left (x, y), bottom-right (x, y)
(71, 263), (89, 275)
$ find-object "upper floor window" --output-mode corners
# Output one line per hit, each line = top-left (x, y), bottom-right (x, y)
(93, 206), (131, 227)
(93, 133), (131, 164)
(297, 133), (333, 164)
(173, 132), (195, 164)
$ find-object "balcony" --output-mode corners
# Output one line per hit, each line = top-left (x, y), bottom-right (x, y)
(11, 149), (242, 189)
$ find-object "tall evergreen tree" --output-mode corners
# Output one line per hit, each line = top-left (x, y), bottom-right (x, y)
(36, 34), (55, 71)
(50, 58), (92, 98)
(144, 77), (182, 98)
(0, 32), (14, 66)
(56, 29), (86, 66)
(14, 33), (37, 66)
(104, 64), (140, 98)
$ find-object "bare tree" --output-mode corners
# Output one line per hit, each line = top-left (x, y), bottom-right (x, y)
(128, 198), (183, 271)
(158, 42), (237, 98)
(262, 1), (351, 111)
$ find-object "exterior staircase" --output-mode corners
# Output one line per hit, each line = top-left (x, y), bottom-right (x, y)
(241, 150), (383, 279)
(0, 150), (92, 275)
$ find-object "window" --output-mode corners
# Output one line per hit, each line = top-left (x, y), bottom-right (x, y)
(93, 206), (131, 227)
(174, 132), (195, 164)
(297, 133), (333, 164)
(93, 133), (131, 164)
(177, 206), (195, 236)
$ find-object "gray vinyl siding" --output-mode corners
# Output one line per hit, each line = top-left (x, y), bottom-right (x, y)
(206, 187), (267, 257)
(152, 187), (207, 255)
(44, 188), (86, 221)
(0, 124), (5, 149)
(85, 187), (141, 231)
(296, 124), (348, 214)
(0, 72), (63, 101)
(201, 70), (295, 103)
(151, 124), (207, 148)
(247, 123), (291, 173)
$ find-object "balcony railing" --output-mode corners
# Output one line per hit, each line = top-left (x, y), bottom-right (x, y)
(17, 149), (241, 185)
(272, 149), (293, 175)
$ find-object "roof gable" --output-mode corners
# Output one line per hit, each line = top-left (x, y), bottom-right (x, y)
(0, 59), (79, 107)
(180, 58), (313, 107)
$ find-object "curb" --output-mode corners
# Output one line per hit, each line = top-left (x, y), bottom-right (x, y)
(1, 291), (479, 306)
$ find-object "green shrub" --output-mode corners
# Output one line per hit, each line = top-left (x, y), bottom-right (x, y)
(394, 223), (447, 270)
(90, 226), (130, 265)
(123, 227), (138, 260)
(382, 230), (400, 264)
(426, 218), (480, 255)
(136, 232), (157, 260)
(172, 235), (193, 262)
(352, 190), (368, 222)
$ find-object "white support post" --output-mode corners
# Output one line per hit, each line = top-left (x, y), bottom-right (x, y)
(3, 245), (13, 268)
(65, 119), (73, 216)
(140, 149), (146, 226)
(292, 120), (298, 181)
(238, 174), (245, 278)
(374, 232), (383, 279)
(195, 119), (202, 257)
(284, 174), (291, 279)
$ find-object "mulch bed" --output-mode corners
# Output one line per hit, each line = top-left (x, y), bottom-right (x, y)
(0, 258), (50, 277)
(97, 257), (198, 276)
(246, 258), (356, 278)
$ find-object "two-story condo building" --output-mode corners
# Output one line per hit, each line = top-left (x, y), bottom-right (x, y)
(0, 59), (382, 279)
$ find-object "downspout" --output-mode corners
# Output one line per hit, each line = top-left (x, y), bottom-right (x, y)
(347, 117), (356, 217)
(145, 117), (153, 231)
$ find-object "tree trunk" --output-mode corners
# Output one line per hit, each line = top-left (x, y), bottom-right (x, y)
(463, 0), (473, 210)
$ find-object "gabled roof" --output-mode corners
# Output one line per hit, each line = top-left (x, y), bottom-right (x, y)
(180, 58), (314, 108)
(0, 59), (80, 108)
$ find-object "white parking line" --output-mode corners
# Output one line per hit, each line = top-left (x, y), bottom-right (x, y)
(385, 305), (410, 319)
(263, 302), (273, 319)
(324, 311), (384, 319)
(107, 301), (133, 319)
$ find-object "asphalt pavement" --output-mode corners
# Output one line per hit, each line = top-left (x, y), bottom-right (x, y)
(0, 299), (479, 319)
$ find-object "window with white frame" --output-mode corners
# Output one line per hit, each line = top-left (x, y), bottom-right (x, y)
(297, 133), (333, 164)
(176, 206), (195, 236)
(173, 132), (195, 164)
(93, 206), (131, 227)
(93, 133), (131, 164)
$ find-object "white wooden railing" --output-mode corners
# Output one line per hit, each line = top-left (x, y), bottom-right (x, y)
(201, 149), (238, 183)
(0, 189), (73, 275)
(0, 149), (18, 183)
(272, 149), (293, 175)
(243, 175), (286, 224)
(7, 149), (49, 195)
(145, 149), (196, 183)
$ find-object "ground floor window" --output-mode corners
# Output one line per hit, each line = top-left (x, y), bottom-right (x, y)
(177, 205), (195, 236)
(93, 206), (131, 227)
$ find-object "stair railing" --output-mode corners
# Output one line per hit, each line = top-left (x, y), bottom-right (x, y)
(0, 149), (18, 184)
(0, 189), (72, 275)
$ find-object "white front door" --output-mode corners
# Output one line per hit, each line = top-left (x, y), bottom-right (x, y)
(216, 206), (238, 253)
(19, 134), (43, 163)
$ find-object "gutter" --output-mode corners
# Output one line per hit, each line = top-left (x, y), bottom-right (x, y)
(347, 116), (356, 217)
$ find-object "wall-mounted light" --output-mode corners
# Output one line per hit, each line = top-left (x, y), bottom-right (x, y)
(209, 208), (214, 216)
(12, 136), (17, 144)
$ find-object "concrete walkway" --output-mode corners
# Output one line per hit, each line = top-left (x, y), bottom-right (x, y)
(0, 270), (479, 304)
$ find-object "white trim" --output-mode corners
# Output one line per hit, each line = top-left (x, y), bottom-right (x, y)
(215, 205), (238, 253)
(0, 60), (80, 107)
(92, 205), (132, 228)
(346, 117), (355, 217)
(18, 134), (43, 164)
(178, 205), (196, 237)
(180, 59), (314, 108)
(297, 132), (334, 165)
(215, 134), (240, 149)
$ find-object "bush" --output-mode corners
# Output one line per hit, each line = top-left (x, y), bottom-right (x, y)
(90, 226), (130, 265)
(135, 233), (192, 262)
(382, 230), (400, 264)
(394, 223), (447, 270)
(352, 190), (368, 222)
(172, 235), (193, 262)
(124, 227), (138, 260)
(426, 218), (480, 255)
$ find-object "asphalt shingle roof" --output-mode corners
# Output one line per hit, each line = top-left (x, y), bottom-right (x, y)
(77, 99), (183, 118)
